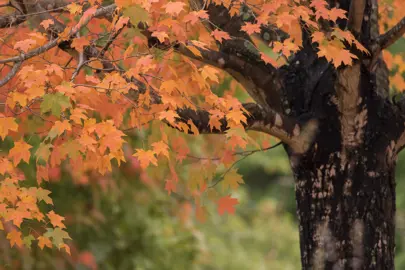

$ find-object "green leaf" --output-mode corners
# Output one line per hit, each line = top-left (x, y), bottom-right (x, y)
(44, 227), (71, 247)
(40, 93), (71, 116)
(23, 235), (35, 248)
(123, 5), (150, 25)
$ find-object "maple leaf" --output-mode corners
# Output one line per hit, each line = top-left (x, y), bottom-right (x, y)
(185, 45), (203, 58)
(47, 210), (66, 229)
(7, 230), (23, 248)
(165, 180), (177, 195)
(85, 75), (101, 84)
(37, 235), (53, 249)
(35, 188), (53, 205)
(211, 29), (231, 43)
(260, 52), (279, 67)
(9, 140), (32, 165)
(151, 31), (169, 43)
(159, 110), (179, 124)
(329, 7), (347, 21)
(221, 169), (244, 191)
(40, 19), (54, 30)
(48, 120), (72, 139)
(183, 10), (209, 25)
(160, 80), (178, 94)
(59, 243), (71, 254)
(217, 195), (239, 215)
(8, 92), (28, 108)
(241, 23), (261, 35)
(133, 149), (158, 169)
(23, 235), (35, 248)
(67, 3), (82, 15)
(14, 39), (36, 52)
(226, 110), (247, 125)
(35, 143), (52, 163)
(311, 31), (325, 44)
(152, 141), (169, 159)
(115, 16), (129, 31)
(164, 2), (185, 16)
(71, 37), (90, 53)
(44, 227), (71, 247)
(46, 64), (64, 78)
(200, 66), (220, 83)
(40, 93), (71, 116)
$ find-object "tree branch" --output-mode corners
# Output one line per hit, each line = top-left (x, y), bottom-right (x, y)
(1, 1), (318, 154)
(175, 103), (318, 154)
(0, 4), (116, 65)
(0, 61), (22, 87)
(0, 0), (69, 28)
(377, 16), (405, 50)
(347, 0), (366, 34)
(186, 1), (284, 112)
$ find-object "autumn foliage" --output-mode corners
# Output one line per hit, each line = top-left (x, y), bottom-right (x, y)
(0, 0), (403, 254)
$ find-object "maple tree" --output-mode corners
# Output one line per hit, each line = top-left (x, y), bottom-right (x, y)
(0, 0), (404, 269)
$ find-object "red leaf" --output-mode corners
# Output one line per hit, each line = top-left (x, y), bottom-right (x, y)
(217, 195), (239, 215)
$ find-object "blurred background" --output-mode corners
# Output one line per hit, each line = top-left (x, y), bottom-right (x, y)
(1, 125), (405, 270)
(0, 24), (404, 270)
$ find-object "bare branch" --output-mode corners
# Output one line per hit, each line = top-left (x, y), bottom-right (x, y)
(0, 0), (69, 28)
(0, 4), (117, 65)
(347, 0), (366, 34)
(0, 11), (25, 28)
(377, 16), (405, 51)
(0, 61), (22, 87)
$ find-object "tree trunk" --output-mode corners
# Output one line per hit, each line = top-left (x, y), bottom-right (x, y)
(289, 135), (397, 269)
(281, 36), (401, 270)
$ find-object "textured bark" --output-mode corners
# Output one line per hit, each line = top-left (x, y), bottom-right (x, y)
(284, 65), (400, 268)
(1, 0), (405, 269)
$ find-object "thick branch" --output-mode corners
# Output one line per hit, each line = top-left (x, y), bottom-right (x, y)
(176, 103), (318, 154)
(174, 43), (282, 111)
(377, 16), (405, 50)
(186, 1), (284, 112)
(347, 0), (366, 34)
(1, 2), (318, 153)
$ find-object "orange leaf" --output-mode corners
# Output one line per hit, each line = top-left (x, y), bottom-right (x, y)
(183, 10), (209, 25)
(9, 140), (32, 165)
(48, 120), (72, 138)
(152, 141), (169, 159)
(37, 235), (52, 249)
(14, 39), (36, 52)
(47, 210), (66, 229)
(211, 29), (231, 43)
(241, 23), (261, 35)
(133, 149), (158, 169)
(159, 110), (179, 124)
(164, 2), (186, 16)
(71, 37), (90, 53)
(7, 230), (23, 248)
(151, 31), (169, 43)
(40, 19), (54, 30)
(260, 53), (279, 67)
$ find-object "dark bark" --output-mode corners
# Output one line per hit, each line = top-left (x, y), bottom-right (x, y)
(277, 1), (404, 267)
(283, 59), (400, 268)
(1, 1), (405, 269)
